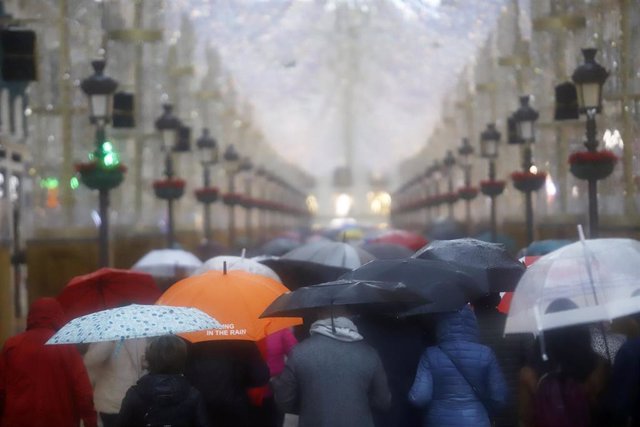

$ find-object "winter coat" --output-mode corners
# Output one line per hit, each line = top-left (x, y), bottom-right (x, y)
(116, 373), (209, 427)
(273, 317), (391, 427)
(355, 315), (425, 427)
(604, 337), (640, 426)
(184, 340), (269, 426)
(409, 306), (507, 427)
(0, 298), (97, 427)
(475, 307), (529, 426)
(264, 328), (298, 377)
(83, 338), (147, 414)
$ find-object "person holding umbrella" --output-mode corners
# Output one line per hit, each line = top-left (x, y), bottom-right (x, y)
(408, 305), (508, 427)
(272, 307), (391, 427)
(0, 298), (97, 427)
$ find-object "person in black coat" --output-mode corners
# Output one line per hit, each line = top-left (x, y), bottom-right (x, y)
(474, 293), (530, 427)
(185, 340), (270, 426)
(117, 335), (210, 427)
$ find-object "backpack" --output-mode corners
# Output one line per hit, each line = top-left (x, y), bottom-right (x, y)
(534, 372), (590, 427)
(142, 387), (201, 427)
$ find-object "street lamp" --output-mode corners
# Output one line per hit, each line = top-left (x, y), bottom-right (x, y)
(570, 48), (610, 238)
(223, 144), (241, 247)
(511, 95), (542, 245)
(479, 123), (505, 243)
(154, 104), (183, 248)
(239, 156), (254, 246)
(195, 128), (219, 244)
(443, 150), (456, 218)
(78, 60), (121, 267)
(457, 138), (477, 234)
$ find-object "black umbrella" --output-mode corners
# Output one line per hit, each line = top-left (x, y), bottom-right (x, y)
(413, 238), (525, 292)
(360, 242), (413, 259)
(259, 258), (350, 290)
(341, 258), (483, 315)
(258, 237), (301, 257)
(260, 279), (427, 318)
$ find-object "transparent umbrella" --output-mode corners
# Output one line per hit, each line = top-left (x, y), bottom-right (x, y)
(505, 238), (640, 335)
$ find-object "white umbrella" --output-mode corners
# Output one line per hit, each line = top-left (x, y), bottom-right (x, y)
(132, 249), (203, 278)
(47, 304), (222, 344)
(192, 255), (281, 282)
(283, 240), (375, 269)
(505, 238), (640, 335)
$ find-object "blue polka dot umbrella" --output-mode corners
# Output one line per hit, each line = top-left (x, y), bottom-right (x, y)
(46, 304), (222, 345)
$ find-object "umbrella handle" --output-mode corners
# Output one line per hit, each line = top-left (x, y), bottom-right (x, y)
(538, 331), (548, 362)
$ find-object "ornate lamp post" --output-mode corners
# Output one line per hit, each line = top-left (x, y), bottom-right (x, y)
(77, 60), (123, 267)
(222, 144), (241, 247)
(442, 150), (457, 219)
(431, 160), (443, 217)
(153, 104), (183, 248)
(569, 48), (612, 238)
(457, 138), (477, 235)
(239, 156), (254, 246)
(479, 123), (505, 242)
(195, 128), (219, 244)
(510, 95), (544, 245)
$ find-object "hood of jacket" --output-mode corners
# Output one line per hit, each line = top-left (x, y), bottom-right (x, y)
(135, 374), (192, 406)
(27, 297), (66, 331)
(436, 305), (479, 343)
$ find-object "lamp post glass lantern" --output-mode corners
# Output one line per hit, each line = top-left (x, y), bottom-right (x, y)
(458, 138), (474, 234)
(154, 104), (182, 248)
(223, 144), (241, 247)
(196, 128), (218, 243)
(480, 123), (501, 243)
(513, 95), (539, 143)
(570, 48), (610, 238)
(513, 96), (540, 245)
(80, 60), (119, 268)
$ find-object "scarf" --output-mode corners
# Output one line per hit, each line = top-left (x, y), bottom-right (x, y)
(310, 316), (363, 342)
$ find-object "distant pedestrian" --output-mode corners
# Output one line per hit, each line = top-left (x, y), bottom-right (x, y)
(273, 313), (391, 427)
(409, 305), (507, 427)
(0, 297), (97, 427)
(117, 335), (209, 427)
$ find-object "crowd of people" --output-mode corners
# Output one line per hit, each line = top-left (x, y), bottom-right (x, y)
(2, 291), (640, 427)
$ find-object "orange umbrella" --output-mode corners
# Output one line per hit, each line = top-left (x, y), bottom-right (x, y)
(157, 270), (300, 342)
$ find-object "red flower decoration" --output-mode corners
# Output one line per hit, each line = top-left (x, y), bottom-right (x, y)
(511, 171), (548, 181)
(75, 161), (127, 173)
(458, 186), (479, 200)
(568, 150), (618, 165)
(153, 178), (186, 189)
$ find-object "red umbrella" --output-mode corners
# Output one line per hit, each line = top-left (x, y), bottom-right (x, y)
(57, 268), (160, 320)
(370, 229), (428, 251)
(497, 256), (540, 314)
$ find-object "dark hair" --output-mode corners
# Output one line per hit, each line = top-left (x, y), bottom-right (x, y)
(145, 335), (187, 374)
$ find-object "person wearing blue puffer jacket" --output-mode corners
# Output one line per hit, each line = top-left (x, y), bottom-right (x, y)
(409, 305), (508, 427)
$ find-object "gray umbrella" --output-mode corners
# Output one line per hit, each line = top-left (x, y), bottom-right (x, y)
(283, 240), (375, 269)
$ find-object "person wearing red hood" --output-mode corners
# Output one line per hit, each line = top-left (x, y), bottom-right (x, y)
(0, 297), (97, 427)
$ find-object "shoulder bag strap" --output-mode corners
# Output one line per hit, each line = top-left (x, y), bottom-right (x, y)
(438, 345), (493, 415)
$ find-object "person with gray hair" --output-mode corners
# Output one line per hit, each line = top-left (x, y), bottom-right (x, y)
(272, 309), (391, 427)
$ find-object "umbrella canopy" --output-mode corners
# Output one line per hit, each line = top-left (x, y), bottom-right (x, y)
(367, 229), (427, 251)
(132, 249), (203, 278)
(157, 270), (300, 342)
(258, 237), (301, 257)
(47, 304), (221, 345)
(505, 238), (640, 335)
(259, 258), (350, 290)
(341, 258), (481, 315)
(473, 231), (517, 254)
(497, 256), (541, 314)
(261, 279), (426, 318)
(57, 268), (161, 320)
(283, 240), (375, 269)
(414, 238), (525, 292)
(359, 242), (413, 259)
(192, 255), (281, 282)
